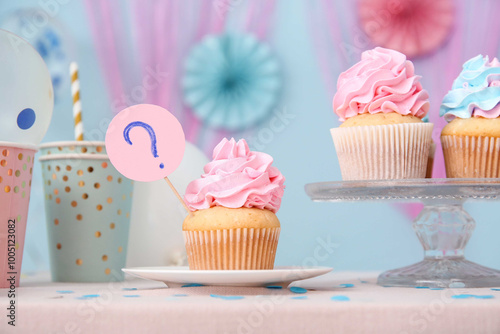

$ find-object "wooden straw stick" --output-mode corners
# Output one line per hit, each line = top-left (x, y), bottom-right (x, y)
(70, 62), (84, 141)
(164, 176), (191, 214)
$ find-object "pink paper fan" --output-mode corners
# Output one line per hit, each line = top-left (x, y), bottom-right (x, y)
(359, 0), (454, 58)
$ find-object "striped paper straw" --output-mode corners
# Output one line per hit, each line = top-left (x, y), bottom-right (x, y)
(70, 62), (84, 141)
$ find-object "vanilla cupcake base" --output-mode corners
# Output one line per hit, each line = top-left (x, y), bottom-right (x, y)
(331, 123), (433, 180)
(441, 135), (500, 178)
(184, 228), (280, 270)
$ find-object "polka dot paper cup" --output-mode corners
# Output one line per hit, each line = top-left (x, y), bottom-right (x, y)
(0, 142), (36, 288)
(39, 142), (133, 282)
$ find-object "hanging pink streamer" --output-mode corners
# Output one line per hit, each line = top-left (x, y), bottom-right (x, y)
(84, 0), (125, 114)
(164, 0), (179, 114)
(244, 0), (260, 33)
(152, 0), (169, 108)
(255, 0), (276, 40)
(211, 0), (228, 33)
(132, 0), (154, 102)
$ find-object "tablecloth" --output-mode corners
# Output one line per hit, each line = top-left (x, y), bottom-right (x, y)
(1, 271), (500, 334)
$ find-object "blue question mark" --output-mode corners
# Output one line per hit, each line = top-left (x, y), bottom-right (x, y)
(123, 121), (164, 169)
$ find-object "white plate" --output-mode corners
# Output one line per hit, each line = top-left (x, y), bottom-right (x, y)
(122, 266), (333, 288)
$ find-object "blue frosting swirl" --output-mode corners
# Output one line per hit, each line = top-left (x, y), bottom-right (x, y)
(440, 55), (500, 121)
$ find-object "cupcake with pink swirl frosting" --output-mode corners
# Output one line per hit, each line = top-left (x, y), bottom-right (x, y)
(183, 138), (284, 270)
(331, 47), (433, 180)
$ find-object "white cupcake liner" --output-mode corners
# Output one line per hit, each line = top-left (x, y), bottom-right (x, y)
(441, 135), (500, 178)
(183, 228), (280, 270)
(331, 123), (433, 180)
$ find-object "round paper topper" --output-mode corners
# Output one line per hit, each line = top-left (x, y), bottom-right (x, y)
(105, 104), (185, 182)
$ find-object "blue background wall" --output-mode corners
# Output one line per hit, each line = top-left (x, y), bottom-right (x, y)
(2, 0), (499, 274)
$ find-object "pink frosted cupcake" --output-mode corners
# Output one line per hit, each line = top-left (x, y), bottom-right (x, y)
(331, 47), (433, 180)
(183, 138), (285, 270)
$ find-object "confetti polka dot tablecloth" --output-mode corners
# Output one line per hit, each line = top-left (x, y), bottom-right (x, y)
(1, 272), (500, 334)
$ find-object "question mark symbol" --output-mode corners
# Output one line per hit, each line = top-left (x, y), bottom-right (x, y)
(123, 121), (164, 169)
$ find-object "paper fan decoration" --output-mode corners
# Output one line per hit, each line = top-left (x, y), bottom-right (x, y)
(182, 33), (281, 130)
(359, 0), (454, 58)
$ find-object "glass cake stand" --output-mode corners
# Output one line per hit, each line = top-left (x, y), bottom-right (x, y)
(305, 179), (500, 288)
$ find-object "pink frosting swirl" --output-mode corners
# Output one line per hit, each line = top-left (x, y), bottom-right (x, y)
(333, 47), (430, 122)
(184, 138), (285, 213)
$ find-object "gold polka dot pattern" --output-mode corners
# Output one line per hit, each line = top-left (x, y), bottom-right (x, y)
(0, 146), (36, 286)
(39, 148), (133, 281)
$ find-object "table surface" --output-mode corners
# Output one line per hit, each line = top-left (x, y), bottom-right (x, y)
(1, 271), (500, 334)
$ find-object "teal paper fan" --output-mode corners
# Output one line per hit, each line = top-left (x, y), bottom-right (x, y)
(182, 33), (281, 130)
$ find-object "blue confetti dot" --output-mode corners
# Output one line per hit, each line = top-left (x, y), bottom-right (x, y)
(56, 290), (74, 294)
(75, 294), (100, 300)
(291, 296), (307, 300)
(182, 283), (204, 287)
(266, 285), (282, 290)
(17, 108), (36, 130)
(210, 294), (244, 300)
(359, 280), (368, 284)
(491, 288), (500, 291)
(415, 286), (430, 289)
(290, 287), (307, 294)
(452, 294), (474, 299)
(122, 288), (137, 291)
(123, 295), (140, 298)
(339, 283), (354, 288)
(474, 295), (494, 299)
(331, 295), (350, 301)
(160, 163), (164, 169)
(173, 294), (188, 297)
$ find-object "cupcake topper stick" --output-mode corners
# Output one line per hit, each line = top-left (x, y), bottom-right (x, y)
(105, 104), (190, 213)
(70, 62), (84, 141)
(164, 176), (191, 213)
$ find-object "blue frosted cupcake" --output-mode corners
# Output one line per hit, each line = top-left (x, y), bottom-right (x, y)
(440, 55), (500, 178)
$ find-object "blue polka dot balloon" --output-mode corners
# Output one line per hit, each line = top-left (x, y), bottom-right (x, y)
(0, 29), (54, 146)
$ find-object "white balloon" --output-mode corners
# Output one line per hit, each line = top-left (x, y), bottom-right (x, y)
(0, 29), (54, 146)
(127, 141), (209, 267)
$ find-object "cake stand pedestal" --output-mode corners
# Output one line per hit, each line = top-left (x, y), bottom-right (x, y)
(305, 179), (500, 288)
